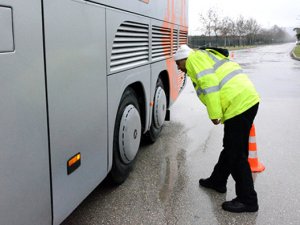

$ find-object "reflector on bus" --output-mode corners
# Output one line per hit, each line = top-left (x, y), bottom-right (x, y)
(67, 153), (81, 175)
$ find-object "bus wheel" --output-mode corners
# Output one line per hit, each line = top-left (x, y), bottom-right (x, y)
(144, 78), (167, 144)
(110, 88), (141, 184)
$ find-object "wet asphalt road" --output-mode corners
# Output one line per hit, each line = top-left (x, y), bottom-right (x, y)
(62, 43), (300, 225)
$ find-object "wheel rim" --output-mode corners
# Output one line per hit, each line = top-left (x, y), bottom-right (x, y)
(153, 86), (167, 129)
(118, 104), (141, 164)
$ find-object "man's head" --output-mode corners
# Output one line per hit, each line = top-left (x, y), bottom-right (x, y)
(174, 44), (193, 73)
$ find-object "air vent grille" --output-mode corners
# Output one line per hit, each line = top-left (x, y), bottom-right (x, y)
(179, 30), (188, 46)
(151, 26), (171, 61)
(110, 21), (149, 72)
(173, 29), (178, 53)
(110, 20), (188, 71)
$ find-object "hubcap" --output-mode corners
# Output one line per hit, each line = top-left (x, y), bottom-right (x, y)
(153, 87), (167, 129)
(119, 104), (141, 164)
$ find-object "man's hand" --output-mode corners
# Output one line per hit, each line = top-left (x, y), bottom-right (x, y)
(211, 119), (221, 125)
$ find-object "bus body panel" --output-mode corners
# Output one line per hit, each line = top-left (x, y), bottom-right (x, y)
(85, 0), (188, 26)
(43, 1), (108, 224)
(0, 1), (52, 225)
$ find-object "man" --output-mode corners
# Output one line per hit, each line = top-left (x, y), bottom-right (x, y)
(174, 44), (260, 213)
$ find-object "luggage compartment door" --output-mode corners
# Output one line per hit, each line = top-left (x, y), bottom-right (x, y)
(43, 1), (108, 224)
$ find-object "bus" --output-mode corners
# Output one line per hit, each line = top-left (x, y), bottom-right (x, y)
(0, 0), (188, 224)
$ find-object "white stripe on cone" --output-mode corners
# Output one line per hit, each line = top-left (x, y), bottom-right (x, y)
(248, 150), (258, 159)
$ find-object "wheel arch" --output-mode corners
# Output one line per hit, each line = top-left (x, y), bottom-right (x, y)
(128, 82), (147, 132)
(158, 70), (170, 108)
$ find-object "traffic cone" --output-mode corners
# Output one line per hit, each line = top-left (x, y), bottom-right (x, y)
(248, 124), (265, 173)
(230, 51), (234, 59)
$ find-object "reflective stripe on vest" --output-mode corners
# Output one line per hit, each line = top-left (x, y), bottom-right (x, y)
(195, 58), (228, 80)
(214, 59), (228, 70)
(207, 51), (229, 71)
(207, 51), (218, 61)
(196, 69), (243, 95)
(196, 52), (229, 79)
(196, 68), (215, 79)
(220, 69), (243, 88)
(195, 51), (243, 96)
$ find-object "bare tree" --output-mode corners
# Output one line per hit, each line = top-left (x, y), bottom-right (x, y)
(245, 18), (261, 45)
(219, 17), (232, 46)
(210, 9), (221, 45)
(191, 9), (293, 48)
(270, 25), (289, 42)
(228, 18), (237, 46)
(236, 15), (246, 46)
(199, 8), (220, 46)
(199, 11), (212, 41)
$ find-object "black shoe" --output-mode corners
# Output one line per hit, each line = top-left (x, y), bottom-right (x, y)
(199, 178), (227, 193)
(222, 199), (259, 213)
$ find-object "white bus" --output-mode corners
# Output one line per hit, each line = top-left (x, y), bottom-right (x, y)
(0, 0), (188, 224)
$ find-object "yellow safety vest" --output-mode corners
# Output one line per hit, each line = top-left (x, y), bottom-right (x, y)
(186, 49), (260, 122)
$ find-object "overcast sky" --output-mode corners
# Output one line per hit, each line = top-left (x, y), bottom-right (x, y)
(188, 0), (300, 35)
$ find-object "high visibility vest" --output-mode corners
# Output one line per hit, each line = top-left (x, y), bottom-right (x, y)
(186, 49), (260, 122)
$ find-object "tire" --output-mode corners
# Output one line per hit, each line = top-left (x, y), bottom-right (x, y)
(144, 78), (167, 144)
(110, 88), (142, 184)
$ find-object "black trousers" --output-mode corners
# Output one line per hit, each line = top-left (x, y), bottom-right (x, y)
(210, 103), (259, 205)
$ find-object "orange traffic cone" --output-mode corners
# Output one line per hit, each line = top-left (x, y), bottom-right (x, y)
(248, 124), (265, 173)
(230, 51), (234, 59)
